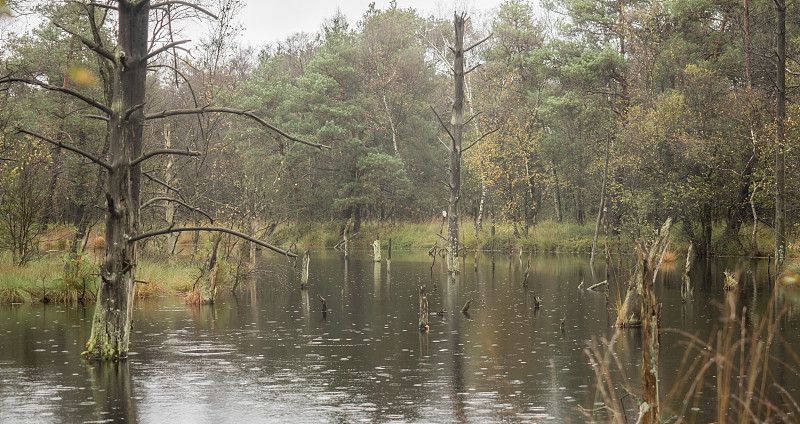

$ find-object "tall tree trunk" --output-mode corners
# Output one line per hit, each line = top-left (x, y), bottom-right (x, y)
(447, 13), (466, 275)
(743, 0), (752, 90)
(590, 136), (610, 270)
(163, 122), (178, 255)
(551, 162), (562, 222)
(775, 0), (786, 272)
(476, 177), (486, 230)
(85, 0), (148, 359)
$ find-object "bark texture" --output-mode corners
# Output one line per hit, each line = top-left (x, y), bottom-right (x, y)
(446, 13), (466, 275)
(86, 0), (149, 359)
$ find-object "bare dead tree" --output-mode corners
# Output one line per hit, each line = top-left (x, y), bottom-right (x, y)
(432, 12), (491, 275)
(0, 0), (327, 359)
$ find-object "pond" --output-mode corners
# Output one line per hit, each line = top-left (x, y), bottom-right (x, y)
(1, 250), (798, 422)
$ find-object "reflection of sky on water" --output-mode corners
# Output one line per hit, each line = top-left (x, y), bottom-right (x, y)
(0, 251), (795, 422)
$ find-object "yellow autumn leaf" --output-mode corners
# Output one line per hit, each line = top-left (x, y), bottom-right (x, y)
(68, 65), (98, 87)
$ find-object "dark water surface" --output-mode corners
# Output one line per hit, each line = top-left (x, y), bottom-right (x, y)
(2, 251), (799, 423)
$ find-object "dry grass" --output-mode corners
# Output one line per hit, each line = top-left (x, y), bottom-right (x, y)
(584, 289), (800, 422)
(662, 251), (678, 263)
(134, 260), (197, 297)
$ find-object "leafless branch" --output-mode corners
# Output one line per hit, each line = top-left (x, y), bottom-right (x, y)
(147, 63), (200, 106)
(131, 148), (201, 167)
(464, 112), (481, 127)
(145, 39), (190, 61)
(53, 22), (117, 63)
(16, 128), (112, 170)
(462, 127), (499, 153)
(150, 1), (218, 19)
(465, 63), (482, 75)
(585, 90), (627, 98)
(430, 105), (456, 145)
(129, 226), (296, 257)
(140, 197), (214, 223)
(465, 33), (492, 53)
(0, 77), (112, 115)
(437, 136), (451, 152)
(144, 106), (331, 149)
(85, 115), (110, 122)
(142, 172), (185, 200)
(124, 103), (145, 120)
(86, 2), (118, 10)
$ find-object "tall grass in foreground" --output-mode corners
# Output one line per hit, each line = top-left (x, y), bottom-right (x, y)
(584, 288), (800, 423)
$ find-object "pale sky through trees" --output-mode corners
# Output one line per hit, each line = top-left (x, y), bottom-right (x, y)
(236, 0), (504, 48)
(0, 1), (507, 54)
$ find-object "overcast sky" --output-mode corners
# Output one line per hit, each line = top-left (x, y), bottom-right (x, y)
(232, 0), (505, 49)
(0, 1), (509, 51)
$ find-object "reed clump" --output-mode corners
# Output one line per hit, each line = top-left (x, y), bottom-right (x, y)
(584, 288), (800, 423)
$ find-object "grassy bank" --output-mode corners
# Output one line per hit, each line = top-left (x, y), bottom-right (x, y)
(0, 218), (783, 304)
(270, 218), (778, 256)
(0, 251), (198, 305)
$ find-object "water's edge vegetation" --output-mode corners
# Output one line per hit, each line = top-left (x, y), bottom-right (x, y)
(0, 219), (788, 305)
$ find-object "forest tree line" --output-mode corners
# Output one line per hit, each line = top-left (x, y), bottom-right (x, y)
(1, 0), (799, 263)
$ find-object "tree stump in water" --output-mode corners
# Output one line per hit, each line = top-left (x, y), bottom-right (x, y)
(681, 243), (693, 302)
(387, 238), (392, 267)
(300, 250), (310, 289)
(619, 218), (672, 424)
(372, 238), (381, 262)
(200, 234), (223, 305)
(523, 255), (531, 287)
(615, 219), (672, 328)
(418, 280), (429, 332)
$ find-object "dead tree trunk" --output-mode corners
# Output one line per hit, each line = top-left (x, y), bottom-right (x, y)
(163, 123), (178, 255)
(750, 179), (761, 254)
(372, 238), (382, 262)
(616, 218), (671, 328)
(342, 217), (352, 259)
(418, 281), (428, 331)
(317, 294), (327, 313)
(300, 250), (310, 289)
(85, 0), (149, 359)
(640, 218), (671, 423)
(200, 234), (222, 304)
(775, 0), (787, 272)
(2, 1), (318, 359)
(590, 135), (610, 271)
(446, 13), (467, 275)
(682, 242), (693, 302)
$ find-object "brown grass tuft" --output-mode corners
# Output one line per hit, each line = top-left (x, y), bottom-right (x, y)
(662, 251), (677, 263)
